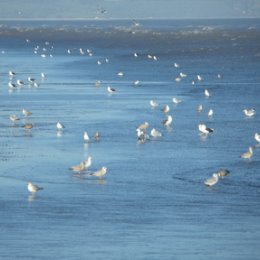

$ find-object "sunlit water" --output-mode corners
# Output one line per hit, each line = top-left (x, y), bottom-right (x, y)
(0, 19), (260, 259)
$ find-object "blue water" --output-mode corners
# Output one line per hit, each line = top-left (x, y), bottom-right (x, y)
(0, 19), (260, 259)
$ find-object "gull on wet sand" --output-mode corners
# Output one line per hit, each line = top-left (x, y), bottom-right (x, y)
(83, 131), (90, 142)
(172, 97), (182, 104)
(204, 173), (219, 186)
(150, 128), (162, 138)
(240, 147), (253, 159)
(255, 133), (260, 143)
(137, 122), (149, 131)
(70, 162), (86, 172)
(90, 166), (107, 178)
(10, 114), (20, 122)
(27, 181), (43, 193)
(56, 122), (65, 130)
(107, 86), (116, 93)
(197, 104), (203, 113)
(8, 82), (16, 89)
(208, 109), (214, 117)
(161, 105), (170, 113)
(198, 124), (214, 134)
(17, 79), (25, 86)
(162, 115), (173, 126)
(243, 109), (255, 117)
(22, 108), (32, 116)
(204, 89), (210, 97)
(94, 131), (101, 141)
(150, 100), (159, 108)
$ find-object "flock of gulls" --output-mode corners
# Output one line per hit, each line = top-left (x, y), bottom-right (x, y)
(3, 32), (259, 196)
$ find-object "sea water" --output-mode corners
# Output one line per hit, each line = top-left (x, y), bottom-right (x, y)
(0, 19), (260, 259)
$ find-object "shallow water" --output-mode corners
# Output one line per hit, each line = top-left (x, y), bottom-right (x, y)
(0, 19), (260, 259)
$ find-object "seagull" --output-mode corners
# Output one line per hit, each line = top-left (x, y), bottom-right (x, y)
(175, 77), (181, 82)
(70, 162), (85, 172)
(94, 131), (101, 141)
(240, 147), (253, 159)
(90, 167), (107, 178)
(255, 133), (260, 143)
(27, 181), (43, 193)
(22, 124), (33, 129)
(216, 169), (230, 178)
(204, 89), (210, 97)
(28, 77), (35, 84)
(137, 122), (149, 131)
(172, 97), (182, 104)
(197, 104), (203, 113)
(22, 108), (32, 116)
(136, 128), (149, 142)
(161, 105), (170, 113)
(17, 79), (25, 86)
(9, 114), (20, 122)
(162, 115), (173, 126)
(9, 71), (16, 77)
(150, 128), (162, 138)
(180, 72), (187, 78)
(8, 82), (16, 89)
(117, 71), (124, 77)
(243, 109), (255, 117)
(56, 122), (65, 130)
(208, 109), (214, 117)
(198, 124), (214, 134)
(197, 75), (203, 81)
(107, 86), (116, 93)
(174, 62), (179, 68)
(83, 131), (90, 142)
(150, 100), (159, 108)
(204, 173), (219, 187)
(41, 72), (46, 79)
(133, 80), (140, 86)
(134, 52), (138, 58)
(84, 156), (92, 170)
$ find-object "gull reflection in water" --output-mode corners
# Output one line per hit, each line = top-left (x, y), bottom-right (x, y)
(28, 193), (37, 203)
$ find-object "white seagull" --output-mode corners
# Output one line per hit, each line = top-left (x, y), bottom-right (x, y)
(8, 82), (16, 89)
(197, 104), (203, 113)
(240, 147), (253, 159)
(56, 122), (65, 130)
(172, 97), (182, 104)
(27, 181), (43, 193)
(243, 109), (255, 117)
(22, 108), (32, 116)
(107, 86), (116, 93)
(17, 79), (25, 86)
(10, 114), (20, 122)
(83, 131), (90, 142)
(9, 71), (16, 77)
(162, 115), (173, 126)
(90, 167), (107, 178)
(208, 109), (214, 117)
(204, 89), (210, 97)
(150, 128), (162, 138)
(255, 133), (260, 143)
(150, 100), (159, 108)
(204, 173), (219, 187)
(198, 124), (214, 134)
(161, 105), (170, 113)
(84, 156), (92, 170)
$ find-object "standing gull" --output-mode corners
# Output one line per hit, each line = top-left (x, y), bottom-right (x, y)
(162, 115), (173, 126)
(90, 167), (107, 178)
(240, 147), (253, 159)
(27, 182), (43, 193)
(22, 108), (32, 116)
(204, 173), (219, 187)
(150, 128), (162, 138)
(56, 122), (65, 130)
(150, 100), (159, 108)
(255, 133), (260, 143)
(198, 124), (214, 134)
(83, 131), (90, 142)
(243, 109), (255, 117)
